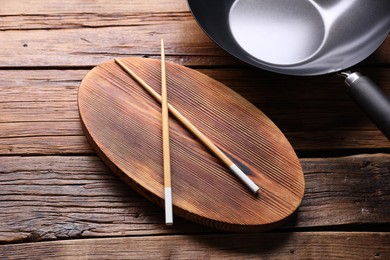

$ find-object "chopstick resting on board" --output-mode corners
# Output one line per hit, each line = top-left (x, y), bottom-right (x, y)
(161, 39), (173, 225)
(114, 59), (260, 195)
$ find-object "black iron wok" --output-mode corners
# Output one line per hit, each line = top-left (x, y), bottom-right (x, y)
(188, 0), (390, 139)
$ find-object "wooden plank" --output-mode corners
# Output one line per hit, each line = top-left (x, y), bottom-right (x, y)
(0, 11), (194, 31)
(0, 0), (189, 15)
(300, 154), (390, 227)
(0, 68), (389, 156)
(203, 68), (390, 150)
(0, 156), (205, 243)
(0, 19), (228, 68)
(0, 232), (388, 259)
(0, 154), (388, 243)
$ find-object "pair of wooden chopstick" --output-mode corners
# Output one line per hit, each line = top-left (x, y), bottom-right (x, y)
(116, 41), (174, 225)
(115, 39), (260, 224)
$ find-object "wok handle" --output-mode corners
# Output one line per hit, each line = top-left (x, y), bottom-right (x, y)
(343, 72), (390, 140)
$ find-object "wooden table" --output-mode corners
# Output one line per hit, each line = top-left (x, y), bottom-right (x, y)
(1, 1), (389, 259)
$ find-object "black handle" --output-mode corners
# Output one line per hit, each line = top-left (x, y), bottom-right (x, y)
(344, 72), (390, 140)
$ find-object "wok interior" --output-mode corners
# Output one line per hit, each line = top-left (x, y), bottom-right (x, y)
(189, 0), (390, 75)
(229, 0), (325, 65)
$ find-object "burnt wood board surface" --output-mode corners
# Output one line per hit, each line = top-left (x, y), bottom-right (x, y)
(78, 58), (305, 232)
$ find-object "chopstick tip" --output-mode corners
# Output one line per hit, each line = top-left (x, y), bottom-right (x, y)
(229, 163), (260, 195)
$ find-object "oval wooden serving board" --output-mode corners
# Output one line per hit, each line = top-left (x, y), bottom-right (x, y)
(78, 58), (304, 232)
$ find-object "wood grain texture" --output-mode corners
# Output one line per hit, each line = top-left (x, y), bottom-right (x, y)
(0, 232), (388, 259)
(115, 58), (260, 194)
(0, 0), (189, 15)
(1, 0), (389, 258)
(0, 19), (224, 68)
(1, 68), (389, 157)
(0, 154), (388, 243)
(78, 58), (304, 231)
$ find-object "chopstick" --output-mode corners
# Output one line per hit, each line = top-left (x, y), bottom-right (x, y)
(161, 39), (173, 225)
(114, 59), (260, 195)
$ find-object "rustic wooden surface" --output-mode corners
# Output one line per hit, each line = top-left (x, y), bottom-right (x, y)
(0, 0), (389, 258)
